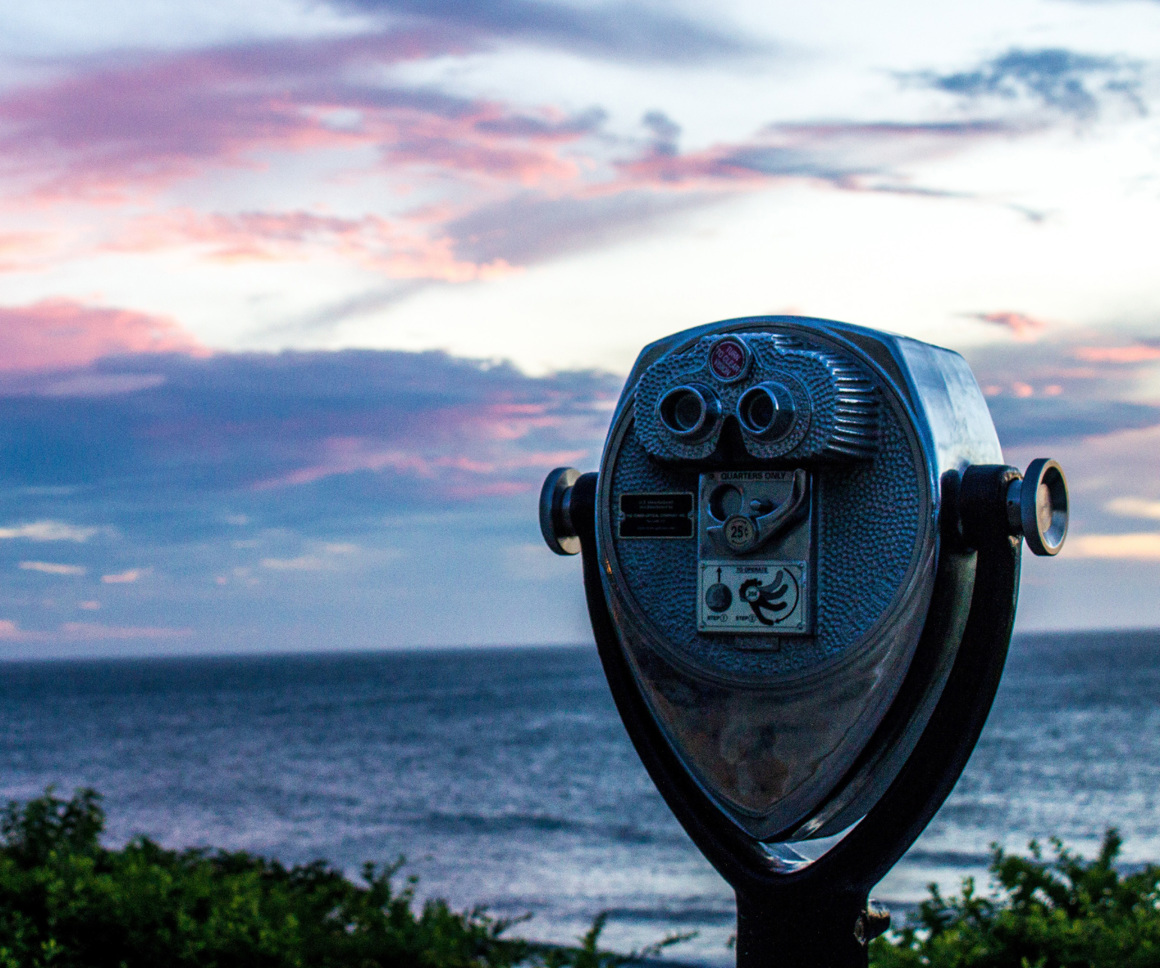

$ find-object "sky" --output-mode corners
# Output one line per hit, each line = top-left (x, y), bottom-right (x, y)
(0, 0), (1158, 658)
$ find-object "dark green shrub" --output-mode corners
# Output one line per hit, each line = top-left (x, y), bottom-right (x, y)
(17, 788), (1158, 968)
(871, 831), (1160, 967)
(0, 788), (543, 968)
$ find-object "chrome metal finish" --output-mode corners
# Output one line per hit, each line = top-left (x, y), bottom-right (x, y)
(1006, 458), (1068, 556)
(631, 330), (882, 464)
(698, 468), (814, 636)
(545, 314), (1068, 848)
(598, 317), (969, 839)
(540, 314), (1073, 968)
(540, 466), (581, 555)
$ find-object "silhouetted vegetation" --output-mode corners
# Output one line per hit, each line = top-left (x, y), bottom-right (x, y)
(0, 788), (685, 968)
(2, 789), (1157, 967)
(872, 830), (1160, 967)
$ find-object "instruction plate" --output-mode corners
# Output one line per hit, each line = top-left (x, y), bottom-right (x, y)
(698, 560), (809, 634)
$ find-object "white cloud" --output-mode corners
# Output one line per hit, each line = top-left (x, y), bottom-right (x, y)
(0, 619), (190, 643)
(260, 555), (327, 571)
(101, 568), (147, 584)
(0, 520), (104, 542)
(1065, 532), (1160, 561)
(260, 542), (360, 571)
(1106, 497), (1160, 521)
(501, 541), (582, 583)
(19, 561), (86, 575)
(58, 621), (190, 640)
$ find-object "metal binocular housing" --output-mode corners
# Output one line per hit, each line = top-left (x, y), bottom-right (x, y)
(541, 315), (1068, 965)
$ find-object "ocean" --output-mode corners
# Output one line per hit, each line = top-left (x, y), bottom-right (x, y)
(0, 630), (1157, 964)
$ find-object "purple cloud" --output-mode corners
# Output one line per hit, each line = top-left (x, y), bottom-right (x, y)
(0, 32), (1103, 315)
(964, 326), (1160, 445)
(0, 29), (603, 201)
(0, 344), (619, 513)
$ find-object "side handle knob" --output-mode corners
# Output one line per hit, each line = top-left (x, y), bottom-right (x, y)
(540, 467), (582, 555)
(1006, 458), (1069, 556)
(958, 458), (1069, 555)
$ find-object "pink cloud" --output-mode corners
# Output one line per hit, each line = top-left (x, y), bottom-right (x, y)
(253, 441), (439, 489)
(0, 299), (205, 372)
(612, 143), (768, 191)
(0, 32), (445, 200)
(970, 311), (1049, 340)
(0, 231), (60, 272)
(252, 428), (589, 493)
(113, 209), (517, 282)
(377, 109), (583, 186)
(0, 31), (596, 205)
(1074, 345), (1160, 363)
(0, 30), (1039, 288)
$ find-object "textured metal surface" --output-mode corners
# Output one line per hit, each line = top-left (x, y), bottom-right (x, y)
(814, 412), (921, 656)
(592, 315), (1005, 841)
(598, 322), (934, 836)
(609, 362), (921, 682)
(634, 333), (879, 463)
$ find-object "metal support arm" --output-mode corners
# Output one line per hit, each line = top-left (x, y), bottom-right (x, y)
(568, 469), (1022, 968)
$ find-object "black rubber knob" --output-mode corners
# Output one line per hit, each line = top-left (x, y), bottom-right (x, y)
(539, 467), (582, 555)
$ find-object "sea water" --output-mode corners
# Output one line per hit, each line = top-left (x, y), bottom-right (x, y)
(0, 631), (1156, 964)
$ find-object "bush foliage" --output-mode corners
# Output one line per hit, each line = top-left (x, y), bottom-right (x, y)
(0, 788), (660, 968)
(2, 788), (1158, 967)
(871, 830), (1160, 967)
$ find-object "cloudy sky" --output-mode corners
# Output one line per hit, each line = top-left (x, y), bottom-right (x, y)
(0, 0), (1158, 657)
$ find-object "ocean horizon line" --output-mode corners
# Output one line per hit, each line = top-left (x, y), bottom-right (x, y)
(0, 625), (1158, 666)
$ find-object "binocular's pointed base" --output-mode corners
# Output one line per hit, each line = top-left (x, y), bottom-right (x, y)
(735, 891), (888, 968)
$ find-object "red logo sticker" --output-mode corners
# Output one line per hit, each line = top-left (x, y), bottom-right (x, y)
(709, 338), (748, 381)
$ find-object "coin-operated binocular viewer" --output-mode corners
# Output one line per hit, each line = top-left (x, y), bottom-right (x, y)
(540, 316), (1068, 967)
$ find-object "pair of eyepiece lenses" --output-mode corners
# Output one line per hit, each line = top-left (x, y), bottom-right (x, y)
(658, 381), (796, 442)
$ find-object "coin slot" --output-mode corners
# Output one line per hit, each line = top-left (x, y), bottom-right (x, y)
(709, 484), (743, 521)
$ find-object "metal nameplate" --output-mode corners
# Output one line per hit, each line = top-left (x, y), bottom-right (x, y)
(618, 492), (694, 540)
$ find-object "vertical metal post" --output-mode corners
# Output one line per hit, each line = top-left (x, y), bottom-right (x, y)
(735, 890), (870, 968)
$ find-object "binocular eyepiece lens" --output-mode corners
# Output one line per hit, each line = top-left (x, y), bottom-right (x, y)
(737, 382), (795, 440)
(658, 385), (719, 439)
